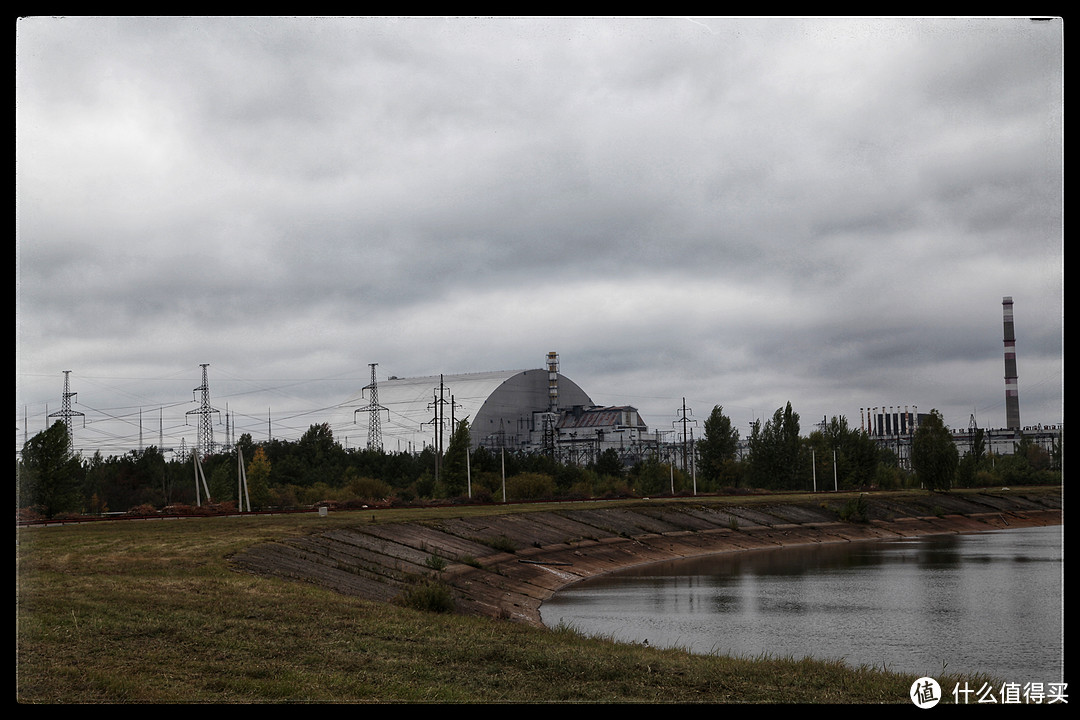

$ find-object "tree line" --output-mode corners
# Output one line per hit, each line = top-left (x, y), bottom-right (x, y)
(18, 402), (1061, 519)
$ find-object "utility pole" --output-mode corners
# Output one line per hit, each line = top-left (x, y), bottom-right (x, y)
(423, 375), (451, 486)
(673, 398), (697, 474)
(439, 375), (447, 456)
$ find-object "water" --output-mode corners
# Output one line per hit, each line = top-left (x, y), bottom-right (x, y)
(540, 525), (1064, 684)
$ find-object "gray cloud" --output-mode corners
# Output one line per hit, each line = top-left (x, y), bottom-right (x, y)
(17, 16), (1062, 454)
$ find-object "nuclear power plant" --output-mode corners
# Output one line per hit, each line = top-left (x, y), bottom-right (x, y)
(340, 352), (655, 466)
(340, 293), (1062, 472)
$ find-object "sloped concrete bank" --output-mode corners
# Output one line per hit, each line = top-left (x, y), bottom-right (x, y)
(230, 489), (1062, 628)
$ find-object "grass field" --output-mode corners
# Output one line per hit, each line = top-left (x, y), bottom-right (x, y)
(16, 498), (1000, 704)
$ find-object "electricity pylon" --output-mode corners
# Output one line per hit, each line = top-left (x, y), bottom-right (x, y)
(185, 363), (220, 458)
(355, 362), (388, 451)
(48, 370), (84, 449)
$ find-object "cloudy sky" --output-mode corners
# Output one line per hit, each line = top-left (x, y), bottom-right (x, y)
(16, 16), (1063, 457)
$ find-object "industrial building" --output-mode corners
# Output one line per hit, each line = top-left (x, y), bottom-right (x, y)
(856, 406), (1059, 470)
(851, 297), (1060, 468)
(342, 353), (653, 464)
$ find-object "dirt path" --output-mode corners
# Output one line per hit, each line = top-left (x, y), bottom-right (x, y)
(230, 489), (1062, 627)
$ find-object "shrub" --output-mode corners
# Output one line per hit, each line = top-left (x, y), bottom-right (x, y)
(505, 472), (556, 500)
(394, 578), (455, 613)
(838, 494), (868, 523)
(346, 474), (392, 501)
(17, 506), (46, 523)
(481, 534), (516, 553)
(470, 487), (494, 504)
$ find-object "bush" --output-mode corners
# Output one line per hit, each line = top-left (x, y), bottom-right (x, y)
(394, 578), (455, 613)
(17, 506), (46, 523)
(838, 494), (869, 523)
(505, 472), (556, 500)
(346, 474), (392, 501)
(481, 534), (516, 553)
(470, 487), (494, 504)
(874, 464), (904, 490)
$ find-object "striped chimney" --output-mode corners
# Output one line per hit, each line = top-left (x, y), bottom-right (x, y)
(1002, 296), (1021, 430)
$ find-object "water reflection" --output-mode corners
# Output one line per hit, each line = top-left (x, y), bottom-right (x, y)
(540, 526), (1063, 683)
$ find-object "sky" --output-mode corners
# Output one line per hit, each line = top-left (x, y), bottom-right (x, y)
(16, 16), (1063, 458)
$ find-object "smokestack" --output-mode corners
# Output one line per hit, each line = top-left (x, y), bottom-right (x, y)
(1002, 296), (1021, 430)
(546, 351), (560, 413)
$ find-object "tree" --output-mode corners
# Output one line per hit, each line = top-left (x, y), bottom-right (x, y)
(438, 420), (472, 498)
(209, 457), (235, 503)
(595, 448), (624, 481)
(910, 409), (958, 491)
(956, 427), (989, 487)
(245, 446), (273, 508)
(20, 421), (84, 517)
(697, 405), (740, 488)
(746, 402), (805, 490)
(236, 433), (257, 467)
(293, 423), (345, 486)
(808, 416), (880, 490)
(630, 457), (676, 496)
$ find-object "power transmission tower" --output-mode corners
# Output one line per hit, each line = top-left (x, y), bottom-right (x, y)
(673, 398), (697, 474)
(355, 362), (389, 451)
(185, 363), (220, 458)
(48, 370), (84, 449)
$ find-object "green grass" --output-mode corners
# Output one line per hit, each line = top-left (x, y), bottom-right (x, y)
(16, 498), (1009, 703)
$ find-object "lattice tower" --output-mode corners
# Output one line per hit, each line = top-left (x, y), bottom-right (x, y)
(47, 370), (84, 449)
(185, 364), (220, 458)
(365, 363), (383, 451)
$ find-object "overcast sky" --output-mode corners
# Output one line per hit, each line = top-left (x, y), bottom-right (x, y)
(16, 16), (1063, 457)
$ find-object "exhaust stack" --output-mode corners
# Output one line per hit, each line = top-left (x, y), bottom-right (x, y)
(1002, 296), (1021, 430)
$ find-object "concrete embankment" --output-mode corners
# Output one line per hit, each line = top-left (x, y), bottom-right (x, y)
(230, 488), (1062, 628)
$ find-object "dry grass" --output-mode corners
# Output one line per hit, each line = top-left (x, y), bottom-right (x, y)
(17, 501), (998, 704)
